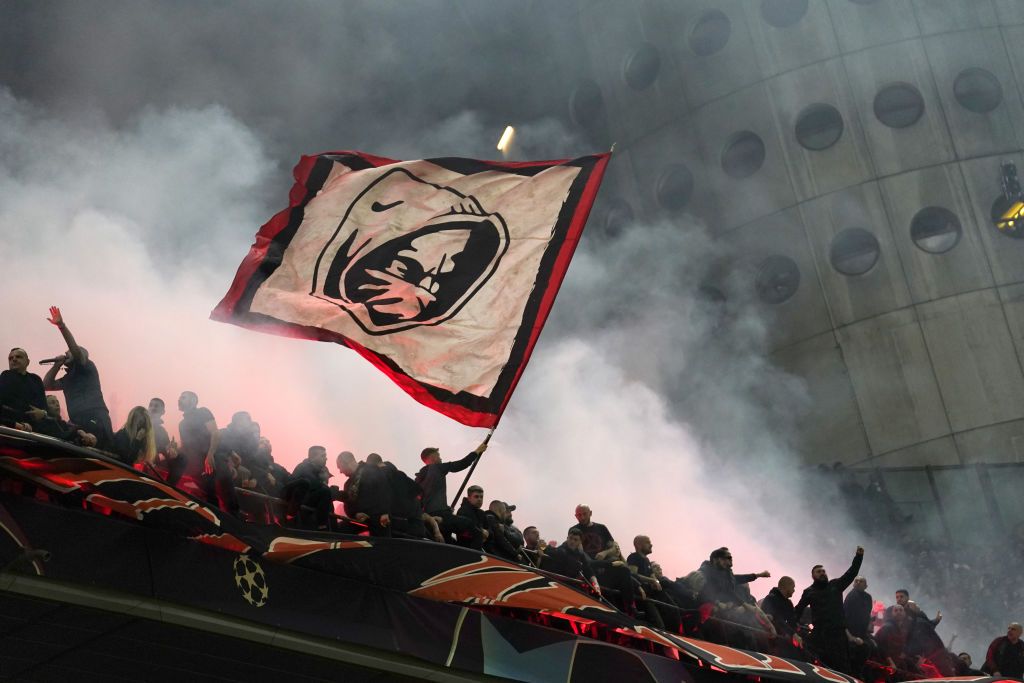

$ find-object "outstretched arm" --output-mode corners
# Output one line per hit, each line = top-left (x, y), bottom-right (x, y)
(443, 441), (487, 474)
(47, 307), (85, 365)
(835, 547), (864, 591)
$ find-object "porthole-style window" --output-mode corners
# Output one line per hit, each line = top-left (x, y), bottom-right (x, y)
(756, 255), (801, 304)
(690, 10), (732, 57)
(623, 43), (661, 91)
(604, 198), (634, 236)
(760, 0), (809, 28)
(910, 207), (962, 254)
(953, 68), (1003, 114)
(829, 228), (880, 275)
(874, 83), (925, 129)
(656, 164), (695, 211)
(569, 79), (604, 127)
(795, 104), (845, 151)
(722, 131), (766, 179)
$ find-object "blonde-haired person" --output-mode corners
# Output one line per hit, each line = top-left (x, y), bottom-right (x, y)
(110, 406), (156, 470)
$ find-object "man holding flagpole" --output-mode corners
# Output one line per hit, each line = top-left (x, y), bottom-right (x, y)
(416, 441), (487, 545)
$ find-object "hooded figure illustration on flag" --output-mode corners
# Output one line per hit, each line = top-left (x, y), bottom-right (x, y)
(212, 151), (610, 427)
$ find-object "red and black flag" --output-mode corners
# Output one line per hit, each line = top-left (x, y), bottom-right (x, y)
(212, 151), (610, 427)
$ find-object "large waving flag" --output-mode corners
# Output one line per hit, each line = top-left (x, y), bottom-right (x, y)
(212, 151), (610, 427)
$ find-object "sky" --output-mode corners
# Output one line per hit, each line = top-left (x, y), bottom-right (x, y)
(0, 0), (998, 659)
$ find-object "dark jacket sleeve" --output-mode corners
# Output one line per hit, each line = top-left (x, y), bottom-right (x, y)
(442, 451), (479, 474)
(833, 552), (863, 592)
(734, 573), (758, 585)
(793, 590), (810, 621)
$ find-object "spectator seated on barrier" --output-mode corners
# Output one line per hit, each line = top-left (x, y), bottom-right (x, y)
(256, 437), (287, 496)
(0, 347), (48, 432)
(520, 526), (546, 567)
(483, 500), (520, 561)
(628, 535), (680, 633)
(286, 445), (334, 529)
(544, 527), (602, 599)
(38, 395), (97, 447)
(687, 547), (771, 648)
(415, 441), (487, 545)
(110, 406), (157, 471)
(147, 398), (171, 456)
(984, 622), (1024, 678)
(41, 307), (113, 448)
(365, 454), (431, 540)
(759, 576), (804, 658)
(456, 485), (490, 550)
(566, 505), (637, 615)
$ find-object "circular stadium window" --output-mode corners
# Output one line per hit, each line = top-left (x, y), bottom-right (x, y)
(755, 255), (801, 304)
(623, 43), (661, 91)
(795, 104), (845, 151)
(690, 10), (732, 57)
(953, 68), (1003, 114)
(829, 228), (880, 276)
(722, 131), (766, 179)
(604, 198), (634, 236)
(910, 207), (962, 254)
(569, 79), (605, 127)
(656, 164), (695, 211)
(760, 0), (809, 28)
(874, 83), (925, 129)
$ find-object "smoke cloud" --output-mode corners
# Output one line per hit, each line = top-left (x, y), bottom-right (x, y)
(0, 0), (1008, 662)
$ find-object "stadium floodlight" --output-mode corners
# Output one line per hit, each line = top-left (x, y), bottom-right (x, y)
(993, 161), (1024, 238)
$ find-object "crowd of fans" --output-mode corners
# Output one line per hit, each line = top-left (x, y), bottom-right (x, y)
(2, 308), (1022, 681)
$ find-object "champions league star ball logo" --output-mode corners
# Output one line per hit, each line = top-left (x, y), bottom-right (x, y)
(311, 167), (510, 336)
(233, 555), (268, 607)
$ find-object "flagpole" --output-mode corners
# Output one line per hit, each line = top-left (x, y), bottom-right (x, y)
(449, 426), (496, 511)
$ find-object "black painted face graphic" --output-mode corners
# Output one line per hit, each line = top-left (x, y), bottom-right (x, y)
(311, 168), (509, 335)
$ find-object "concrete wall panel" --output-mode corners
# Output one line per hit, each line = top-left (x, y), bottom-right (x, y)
(864, 436), (961, 468)
(837, 308), (950, 455)
(917, 289), (1024, 432)
(767, 58), (874, 202)
(800, 182), (913, 327)
(623, 119), (718, 229)
(770, 331), (870, 464)
(723, 206), (831, 348)
(998, 283), (1024, 370)
(995, 2), (1024, 26)
(647, 0), (761, 110)
(923, 28), (1024, 159)
(844, 40), (955, 177)
(955, 419), (1024, 464)
(578, 3), (686, 147)
(912, 0), (998, 35)
(741, 0), (839, 78)
(826, 0), (919, 53)
(692, 83), (796, 232)
(879, 164), (994, 303)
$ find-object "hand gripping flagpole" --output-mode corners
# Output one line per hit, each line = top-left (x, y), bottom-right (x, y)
(450, 426), (496, 511)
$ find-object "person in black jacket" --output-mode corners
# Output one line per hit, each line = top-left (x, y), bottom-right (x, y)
(794, 546), (864, 675)
(844, 576), (874, 678)
(417, 441), (487, 544)
(287, 445), (333, 529)
(761, 576), (799, 639)
(456, 485), (489, 549)
(1, 347), (49, 431)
